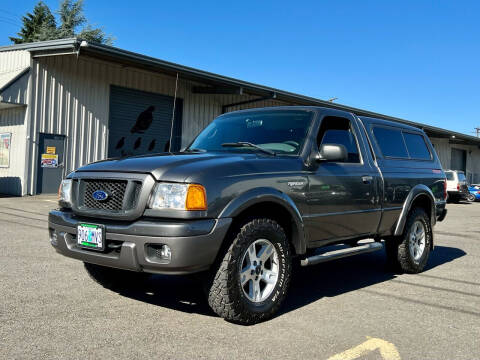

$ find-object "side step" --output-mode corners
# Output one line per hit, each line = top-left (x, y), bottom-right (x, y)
(300, 242), (383, 267)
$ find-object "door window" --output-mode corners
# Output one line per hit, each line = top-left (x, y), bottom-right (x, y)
(317, 117), (361, 163)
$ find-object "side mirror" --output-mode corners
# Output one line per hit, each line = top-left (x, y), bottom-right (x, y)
(316, 144), (348, 162)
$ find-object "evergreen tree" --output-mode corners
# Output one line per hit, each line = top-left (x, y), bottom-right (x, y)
(9, 0), (113, 45)
(57, 0), (113, 45)
(9, 2), (57, 44)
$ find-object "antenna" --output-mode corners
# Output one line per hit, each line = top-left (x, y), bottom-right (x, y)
(168, 73), (179, 152)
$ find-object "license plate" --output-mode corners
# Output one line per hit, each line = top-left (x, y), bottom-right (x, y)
(77, 223), (105, 251)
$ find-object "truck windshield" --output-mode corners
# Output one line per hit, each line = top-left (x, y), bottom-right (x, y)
(187, 110), (314, 155)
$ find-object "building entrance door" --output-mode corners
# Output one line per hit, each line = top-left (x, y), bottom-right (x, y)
(36, 133), (66, 194)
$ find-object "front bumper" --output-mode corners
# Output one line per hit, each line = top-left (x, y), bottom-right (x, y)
(48, 210), (232, 275)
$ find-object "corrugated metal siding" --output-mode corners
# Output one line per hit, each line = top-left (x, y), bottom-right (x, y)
(430, 137), (480, 183)
(0, 70), (29, 104)
(0, 50), (30, 104)
(0, 107), (27, 195)
(26, 54), (291, 193)
(430, 138), (450, 169)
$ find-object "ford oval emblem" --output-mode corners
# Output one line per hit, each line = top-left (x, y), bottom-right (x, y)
(92, 190), (109, 201)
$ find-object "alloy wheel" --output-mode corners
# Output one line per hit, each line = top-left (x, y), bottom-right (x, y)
(239, 239), (279, 303)
(409, 220), (426, 263)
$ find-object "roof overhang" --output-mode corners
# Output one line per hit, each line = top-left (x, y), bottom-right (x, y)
(0, 101), (26, 110)
(1, 38), (480, 145)
(0, 67), (30, 92)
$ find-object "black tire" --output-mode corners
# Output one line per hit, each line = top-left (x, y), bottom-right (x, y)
(84, 262), (149, 291)
(467, 193), (476, 202)
(205, 218), (292, 325)
(385, 207), (432, 274)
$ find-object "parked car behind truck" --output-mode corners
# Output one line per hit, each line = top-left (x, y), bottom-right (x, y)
(49, 107), (447, 324)
(445, 170), (469, 202)
(467, 184), (480, 202)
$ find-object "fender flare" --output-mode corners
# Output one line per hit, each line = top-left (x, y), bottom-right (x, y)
(219, 187), (307, 255)
(394, 184), (436, 238)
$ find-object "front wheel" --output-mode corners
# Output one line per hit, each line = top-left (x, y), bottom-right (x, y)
(467, 193), (476, 202)
(385, 207), (432, 273)
(205, 218), (292, 325)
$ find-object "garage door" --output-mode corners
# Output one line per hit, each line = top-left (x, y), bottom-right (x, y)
(451, 148), (466, 172)
(108, 86), (183, 157)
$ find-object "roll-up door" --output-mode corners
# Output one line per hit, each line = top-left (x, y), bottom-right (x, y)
(108, 85), (183, 157)
(451, 148), (466, 172)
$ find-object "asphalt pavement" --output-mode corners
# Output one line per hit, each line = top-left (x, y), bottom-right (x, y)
(0, 195), (478, 359)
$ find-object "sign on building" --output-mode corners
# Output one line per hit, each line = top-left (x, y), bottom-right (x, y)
(0, 133), (11, 168)
(41, 153), (59, 168)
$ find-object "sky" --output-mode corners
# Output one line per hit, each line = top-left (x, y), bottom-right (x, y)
(1, 0), (479, 135)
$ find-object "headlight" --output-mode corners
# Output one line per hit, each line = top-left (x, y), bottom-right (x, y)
(148, 183), (207, 211)
(58, 179), (72, 208)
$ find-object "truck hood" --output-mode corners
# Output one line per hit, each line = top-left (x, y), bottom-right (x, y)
(75, 152), (288, 182)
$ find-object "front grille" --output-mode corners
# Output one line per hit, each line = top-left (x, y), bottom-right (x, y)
(132, 181), (142, 207)
(72, 175), (147, 218)
(83, 179), (127, 211)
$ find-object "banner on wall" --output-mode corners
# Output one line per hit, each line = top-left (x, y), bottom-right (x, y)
(0, 133), (11, 168)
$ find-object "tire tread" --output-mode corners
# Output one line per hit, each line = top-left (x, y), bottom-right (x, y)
(206, 218), (291, 325)
(386, 207), (432, 274)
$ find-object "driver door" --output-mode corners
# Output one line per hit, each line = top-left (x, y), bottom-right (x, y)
(305, 114), (381, 246)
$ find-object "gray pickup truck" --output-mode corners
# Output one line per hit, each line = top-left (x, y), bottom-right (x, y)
(49, 106), (447, 324)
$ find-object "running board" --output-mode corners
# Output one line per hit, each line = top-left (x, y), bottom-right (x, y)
(300, 242), (383, 267)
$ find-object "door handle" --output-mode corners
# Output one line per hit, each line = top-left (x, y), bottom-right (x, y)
(362, 176), (373, 184)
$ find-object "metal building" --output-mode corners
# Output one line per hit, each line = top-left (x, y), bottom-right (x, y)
(1, 38), (480, 196)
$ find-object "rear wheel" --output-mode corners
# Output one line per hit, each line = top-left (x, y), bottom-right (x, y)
(385, 207), (432, 273)
(467, 193), (476, 202)
(205, 218), (292, 325)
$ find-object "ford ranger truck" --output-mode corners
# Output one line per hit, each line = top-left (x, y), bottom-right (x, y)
(49, 106), (448, 325)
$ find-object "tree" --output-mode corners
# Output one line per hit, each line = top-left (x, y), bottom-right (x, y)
(9, 0), (113, 45)
(9, 2), (57, 44)
(56, 0), (113, 44)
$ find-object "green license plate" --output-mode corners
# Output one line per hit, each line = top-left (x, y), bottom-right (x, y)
(77, 223), (105, 251)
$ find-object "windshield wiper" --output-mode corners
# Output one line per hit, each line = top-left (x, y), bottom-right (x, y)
(183, 148), (206, 153)
(221, 142), (276, 156)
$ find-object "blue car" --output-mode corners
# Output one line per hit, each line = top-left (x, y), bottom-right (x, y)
(467, 184), (480, 202)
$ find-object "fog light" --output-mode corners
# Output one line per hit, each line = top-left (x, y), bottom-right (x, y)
(157, 245), (171, 261)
